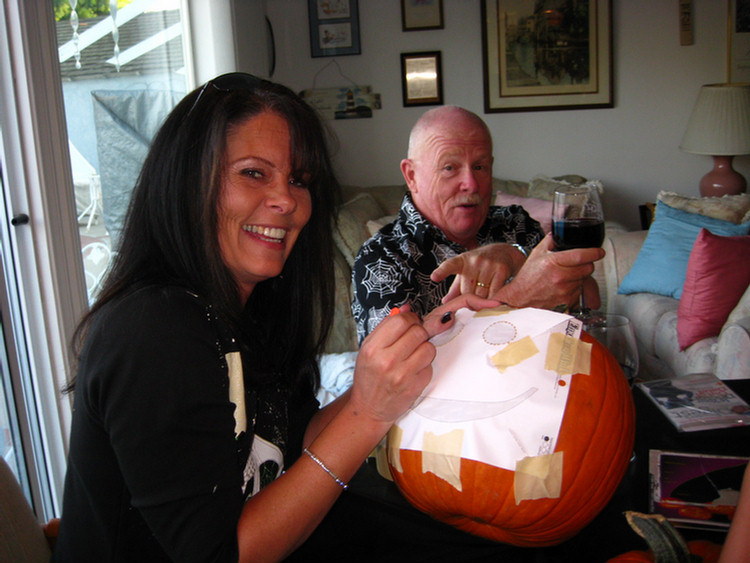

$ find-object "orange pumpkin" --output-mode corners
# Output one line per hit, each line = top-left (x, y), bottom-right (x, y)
(388, 330), (635, 547)
(606, 552), (655, 563)
(606, 540), (722, 563)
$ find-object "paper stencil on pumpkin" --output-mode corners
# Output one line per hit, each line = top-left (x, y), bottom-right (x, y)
(387, 308), (635, 547)
(392, 307), (587, 491)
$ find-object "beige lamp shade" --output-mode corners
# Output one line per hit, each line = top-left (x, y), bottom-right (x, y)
(680, 83), (750, 156)
(680, 83), (750, 196)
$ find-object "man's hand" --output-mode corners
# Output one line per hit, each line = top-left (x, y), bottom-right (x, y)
(496, 233), (604, 311)
(431, 243), (526, 302)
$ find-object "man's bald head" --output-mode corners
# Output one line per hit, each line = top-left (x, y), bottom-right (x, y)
(407, 106), (493, 160)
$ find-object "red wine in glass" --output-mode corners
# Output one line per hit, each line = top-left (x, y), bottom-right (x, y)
(552, 184), (605, 320)
(552, 218), (605, 250)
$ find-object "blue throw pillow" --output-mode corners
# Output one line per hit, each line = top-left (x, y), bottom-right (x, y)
(618, 200), (750, 299)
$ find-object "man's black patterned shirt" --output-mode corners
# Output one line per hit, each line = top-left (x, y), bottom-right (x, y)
(351, 192), (544, 344)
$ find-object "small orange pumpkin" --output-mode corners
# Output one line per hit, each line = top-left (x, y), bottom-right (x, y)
(607, 540), (722, 563)
(388, 330), (635, 547)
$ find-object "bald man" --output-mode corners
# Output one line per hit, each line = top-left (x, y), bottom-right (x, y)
(351, 106), (603, 343)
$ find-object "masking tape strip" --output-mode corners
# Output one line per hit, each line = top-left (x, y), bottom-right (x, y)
(545, 333), (592, 376)
(514, 451), (564, 504)
(226, 351), (246, 438)
(373, 438), (394, 481)
(490, 335), (539, 372)
(387, 425), (404, 474)
(474, 305), (514, 317)
(422, 430), (464, 491)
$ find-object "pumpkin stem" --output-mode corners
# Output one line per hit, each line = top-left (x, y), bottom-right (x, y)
(623, 511), (699, 563)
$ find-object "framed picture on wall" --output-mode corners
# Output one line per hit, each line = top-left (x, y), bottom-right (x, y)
(402, 0), (444, 31)
(308, 0), (361, 57)
(400, 51), (443, 106)
(729, 0), (750, 82)
(481, 0), (613, 113)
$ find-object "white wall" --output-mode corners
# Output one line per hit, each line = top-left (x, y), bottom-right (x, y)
(264, 0), (746, 230)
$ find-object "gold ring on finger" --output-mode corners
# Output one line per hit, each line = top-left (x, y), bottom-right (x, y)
(476, 281), (488, 288)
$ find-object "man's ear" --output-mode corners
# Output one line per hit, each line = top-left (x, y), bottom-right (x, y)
(400, 158), (417, 192)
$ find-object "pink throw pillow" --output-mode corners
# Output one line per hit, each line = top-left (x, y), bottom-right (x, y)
(494, 193), (553, 233)
(677, 228), (750, 350)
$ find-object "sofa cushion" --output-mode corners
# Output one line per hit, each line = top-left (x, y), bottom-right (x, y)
(728, 284), (750, 326)
(526, 174), (573, 201)
(621, 293), (679, 357)
(651, 308), (717, 377)
(657, 191), (750, 224)
(492, 177), (530, 197)
(494, 193), (553, 233)
(716, 317), (750, 380)
(618, 200), (750, 299)
(366, 214), (398, 237)
(620, 292), (717, 379)
(334, 193), (386, 268)
(677, 229), (750, 350)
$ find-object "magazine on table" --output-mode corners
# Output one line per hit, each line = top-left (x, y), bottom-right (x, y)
(649, 450), (749, 531)
(636, 373), (750, 432)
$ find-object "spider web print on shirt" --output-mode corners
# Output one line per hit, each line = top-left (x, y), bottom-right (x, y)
(361, 258), (403, 297)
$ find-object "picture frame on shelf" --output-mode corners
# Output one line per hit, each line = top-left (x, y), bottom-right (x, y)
(481, 0), (613, 113)
(402, 0), (444, 31)
(308, 0), (361, 58)
(400, 51), (443, 107)
(729, 0), (750, 82)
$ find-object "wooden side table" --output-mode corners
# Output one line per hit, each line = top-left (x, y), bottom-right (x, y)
(638, 202), (656, 230)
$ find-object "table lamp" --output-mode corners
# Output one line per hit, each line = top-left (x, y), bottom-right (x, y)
(680, 83), (750, 197)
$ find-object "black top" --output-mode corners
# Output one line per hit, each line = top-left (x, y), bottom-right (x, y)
(52, 286), (318, 563)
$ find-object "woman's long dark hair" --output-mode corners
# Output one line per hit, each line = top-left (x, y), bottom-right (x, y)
(70, 77), (339, 392)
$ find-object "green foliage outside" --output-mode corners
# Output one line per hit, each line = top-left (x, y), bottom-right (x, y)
(54, 0), (132, 22)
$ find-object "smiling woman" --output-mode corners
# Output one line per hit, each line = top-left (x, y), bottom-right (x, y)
(50, 75), (345, 562)
(50, 73), (468, 563)
(218, 111), (312, 303)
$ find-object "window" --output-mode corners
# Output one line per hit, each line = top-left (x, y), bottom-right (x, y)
(1, 0), (260, 519)
(0, 0), (192, 518)
(56, 0), (188, 302)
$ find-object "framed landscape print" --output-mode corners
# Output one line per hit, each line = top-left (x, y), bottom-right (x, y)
(481, 0), (613, 113)
(308, 0), (361, 57)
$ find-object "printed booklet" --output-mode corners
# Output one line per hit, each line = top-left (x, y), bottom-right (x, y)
(637, 373), (750, 432)
(649, 450), (749, 530)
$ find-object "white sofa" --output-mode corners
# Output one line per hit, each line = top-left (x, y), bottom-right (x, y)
(601, 229), (750, 380)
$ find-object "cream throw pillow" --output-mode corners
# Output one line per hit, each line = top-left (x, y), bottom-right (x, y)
(657, 191), (750, 224)
(366, 215), (398, 237)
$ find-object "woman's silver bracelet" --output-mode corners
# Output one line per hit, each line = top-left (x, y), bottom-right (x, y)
(303, 447), (349, 490)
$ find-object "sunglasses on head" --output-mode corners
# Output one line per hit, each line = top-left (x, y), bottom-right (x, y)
(188, 72), (265, 115)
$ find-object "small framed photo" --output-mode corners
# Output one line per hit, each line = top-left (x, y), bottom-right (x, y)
(400, 51), (443, 107)
(729, 0), (750, 82)
(402, 0), (444, 31)
(308, 0), (361, 58)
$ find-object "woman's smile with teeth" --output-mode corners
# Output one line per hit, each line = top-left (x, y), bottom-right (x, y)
(243, 224), (287, 241)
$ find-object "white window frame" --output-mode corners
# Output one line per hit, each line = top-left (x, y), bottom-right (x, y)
(0, 0), (259, 518)
(1, 0), (94, 518)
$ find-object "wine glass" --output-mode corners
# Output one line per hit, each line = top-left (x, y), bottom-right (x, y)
(584, 314), (640, 386)
(552, 184), (605, 321)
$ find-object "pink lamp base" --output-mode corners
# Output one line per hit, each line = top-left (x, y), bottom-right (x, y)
(699, 155), (747, 197)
